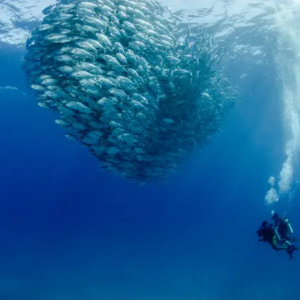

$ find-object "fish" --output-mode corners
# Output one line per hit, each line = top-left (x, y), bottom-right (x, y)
(78, 2), (98, 9)
(76, 62), (102, 73)
(44, 90), (61, 99)
(105, 0), (116, 9)
(53, 55), (73, 63)
(129, 41), (146, 51)
(138, 57), (149, 72)
(66, 101), (93, 114)
(71, 71), (94, 79)
(123, 21), (137, 33)
(96, 33), (112, 48)
(133, 9), (147, 19)
(102, 55), (123, 69)
(76, 7), (97, 16)
(110, 14), (120, 25)
(135, 19), (154, 30)
(131, 100), (144, 109)
(125, 50), (138, 65)
(97, 97), (118, 107)
(109, 27), (122, 39)
(116, 53), (127, 65)
(42, 4), (55, 15)
(76, 41), (97, 52)
(136, 112), (146, 120)
(118, 133), (137, 145)
(79, 78), (97, 87)
(31, 84), (46, 91)
(41, 78), (58, 86)
(167, 55), (180, 64)
(109, 88), (128, 99)
(117, 10), (128, 19)
(37, 24), (54, 32)
(102, 5), (114, 15)
(81, 24), (100, 33)
(65, 134), (78, 141)
(127, 68), (144, 85)
(71, 48), (94, 59)
(57, 4), (76, 13)
(83, 17), (107, 30)
(44, 33), (68, 42)
(57, 66), (74, 74)
(114, 42), (125, 54)
(85, 39), (105, 51)
(132, 32), (147, 43)
(55, 119), (69, 127)
(117, 76), (135, 90)
(96, 76), (116, 88)
(109, 121), (122, 128)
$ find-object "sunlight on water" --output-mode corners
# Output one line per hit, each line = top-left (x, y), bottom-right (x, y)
(266, 0), (300, 204)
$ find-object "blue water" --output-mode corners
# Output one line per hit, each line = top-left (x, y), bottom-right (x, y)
(1, 16), (300, 300)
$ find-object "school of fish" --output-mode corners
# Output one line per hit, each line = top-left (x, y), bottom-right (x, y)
(23, 0), (235, 184)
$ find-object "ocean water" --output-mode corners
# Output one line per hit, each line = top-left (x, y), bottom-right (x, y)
(1, 0), (300, 299)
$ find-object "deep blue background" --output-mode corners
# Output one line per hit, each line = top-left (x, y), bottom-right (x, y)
(0, 41), (299, 299)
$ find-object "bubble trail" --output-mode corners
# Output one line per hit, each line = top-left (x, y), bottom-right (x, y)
(265, 1), (300, 203)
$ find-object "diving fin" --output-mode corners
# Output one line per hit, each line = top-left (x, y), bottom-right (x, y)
(287, 246), (300, 261)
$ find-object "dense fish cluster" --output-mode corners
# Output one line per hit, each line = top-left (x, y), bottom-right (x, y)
(23, 0), (234, 183)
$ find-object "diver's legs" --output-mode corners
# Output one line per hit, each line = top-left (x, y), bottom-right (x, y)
(270, 240), (289, 251)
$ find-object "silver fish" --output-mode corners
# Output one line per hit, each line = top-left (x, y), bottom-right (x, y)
(96, 33), (112, 48)
(129, 41), (146, 51)
(125, 50), (138, 65)
(71, 71), (94, 79)
(45, 33), (68, 42)
(123, 21), (137, 33)
(79, 78), (97, 87)
(76, 62), (103, 74)
(117, 76), (135, 90)
(76, 41), (97, 52)
(71, 48), (94, 59)
(109, 88), (128, 99)
(31, 84), (46, 91)
(131, 100), (145, 109)
(114, 42), (125, 54)
(116, 53), (127, 64)
(41, 78), (58, 86)
(66, 101), (93, 114)
(103, 55), (123, 69)
(83, 17), (107, 30)
(78, 2), (98, 9)
(96, 76), (116, 88)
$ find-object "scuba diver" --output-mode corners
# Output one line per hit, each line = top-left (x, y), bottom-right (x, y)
(271, 212), (296, 242)
(257, 217), (299, 260)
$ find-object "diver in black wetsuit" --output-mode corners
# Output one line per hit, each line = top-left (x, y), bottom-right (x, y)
(257, 220), (299, 260)
(271, 212), (296, 242)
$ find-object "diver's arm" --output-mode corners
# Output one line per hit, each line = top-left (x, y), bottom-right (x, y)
(274, 227), (281, 240)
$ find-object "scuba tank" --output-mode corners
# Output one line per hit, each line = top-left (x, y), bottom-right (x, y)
(285, 218), (294, 234)
(283, 212), (294, 234)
